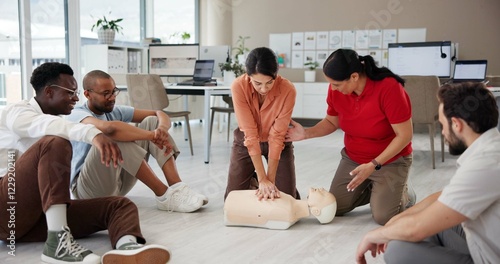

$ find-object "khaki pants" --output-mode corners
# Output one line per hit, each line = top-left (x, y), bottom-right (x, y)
(72, 116), (180, 199)
(224, 128), (299, 200)
(0, 136), (144, 248)
(330, 148), (412, 225)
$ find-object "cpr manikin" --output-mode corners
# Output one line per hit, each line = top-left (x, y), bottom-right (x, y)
(224, 188), (337, 230)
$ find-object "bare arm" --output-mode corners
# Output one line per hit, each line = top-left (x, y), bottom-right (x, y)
(81, 117), (154, 142)
(347, 118), (413, 191)
(286, 115), (339, 142)
(131, 109), (171, 131)
(385, 191), (442, 226)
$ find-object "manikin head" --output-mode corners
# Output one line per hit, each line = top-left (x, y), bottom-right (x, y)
(307, 188), (337, 224)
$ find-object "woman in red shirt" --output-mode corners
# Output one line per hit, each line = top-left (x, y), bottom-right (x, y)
(224, 47), (299, 201)
(286, 49), (414, 225)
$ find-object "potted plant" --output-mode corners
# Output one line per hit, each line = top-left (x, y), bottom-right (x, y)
(219, 58), (246, 85)
(169, 32), (191, 44)
(233, 36), (250, 63)
(304, 61), (319, 82)
(91, 13), (123, 45)
(181, 32), (191, 43)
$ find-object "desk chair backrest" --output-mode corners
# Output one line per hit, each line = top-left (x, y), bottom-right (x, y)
(126, 74), (170, 111)
(403, 75), (440, 124)
(402, 75), (444, 169)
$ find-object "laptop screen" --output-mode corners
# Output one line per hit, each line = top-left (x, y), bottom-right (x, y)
(453, 60), (487, 81)
(193, 60), (215, 81)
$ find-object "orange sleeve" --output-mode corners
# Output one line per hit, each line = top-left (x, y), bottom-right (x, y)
(267, 78), (296, 160)
(231, 75), (262, 156)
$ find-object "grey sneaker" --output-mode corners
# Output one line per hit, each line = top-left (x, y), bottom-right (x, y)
(41, 226), (100, 264)
(156, 183), (204, 212)
(101, 241), (170, 264)
(403, 181), (417, 209)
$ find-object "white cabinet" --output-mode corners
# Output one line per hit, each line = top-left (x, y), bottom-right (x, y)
(293, 82), (329, 119)
(82, 44), (147, 75)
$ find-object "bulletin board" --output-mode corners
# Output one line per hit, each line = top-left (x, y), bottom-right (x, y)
(149, 44), (199, 77)
(269, 28), (427, 69)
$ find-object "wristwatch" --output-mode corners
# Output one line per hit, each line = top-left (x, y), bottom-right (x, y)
(371, 159), (382, 170)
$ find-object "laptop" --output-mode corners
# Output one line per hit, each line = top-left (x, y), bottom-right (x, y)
(177, 60), (216, 86)
(450, 60), (488, 83)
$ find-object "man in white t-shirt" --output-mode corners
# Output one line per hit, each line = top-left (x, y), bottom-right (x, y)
(356, 82), (500, 264)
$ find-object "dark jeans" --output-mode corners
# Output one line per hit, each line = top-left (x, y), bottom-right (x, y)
(224, 128), (299, 200)
(0, 136), (144, 248)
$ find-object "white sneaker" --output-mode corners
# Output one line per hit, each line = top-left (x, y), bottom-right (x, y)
(182, 183), (209, 205)
(156, 183), (204, 212)
(41, 226), (100, 264)
(102, 242), (170, 264)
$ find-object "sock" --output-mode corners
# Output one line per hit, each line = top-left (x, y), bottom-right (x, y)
(116, 235), (138, 249)
(169, 182), (184, 189)
(156, 189), (170, 202)
(45, 204), (67, 231)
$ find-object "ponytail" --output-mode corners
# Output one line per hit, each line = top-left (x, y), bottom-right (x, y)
(360, 55), (405, 86)
(323, 49), (405, 86)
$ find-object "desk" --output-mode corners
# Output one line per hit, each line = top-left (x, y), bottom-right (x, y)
(167, 85), (231, 163)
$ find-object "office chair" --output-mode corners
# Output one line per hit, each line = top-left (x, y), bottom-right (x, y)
(486, 75), (500, 87)
(403, 75), (444, 169)
(126, 74), (194, 155)
(209, 95), (234, 145)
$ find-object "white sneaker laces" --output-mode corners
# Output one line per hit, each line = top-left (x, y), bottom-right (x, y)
(56, 227), (88, 258)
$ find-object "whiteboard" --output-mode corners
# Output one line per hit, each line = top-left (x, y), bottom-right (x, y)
(269, 33), (292, 68)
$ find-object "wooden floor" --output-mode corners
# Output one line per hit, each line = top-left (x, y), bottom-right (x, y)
(2, 120), (459, 264)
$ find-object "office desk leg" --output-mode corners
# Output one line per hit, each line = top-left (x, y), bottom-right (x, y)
(183, 95), (189, 140)
(204, 92), (211, 163)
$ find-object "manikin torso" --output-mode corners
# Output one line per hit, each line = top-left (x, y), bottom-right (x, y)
(224, 188), (336, 230)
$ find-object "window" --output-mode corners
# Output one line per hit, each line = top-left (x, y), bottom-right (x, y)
(152, 0), (196, 44)
(31, 0), (67, 67)
(80, 0), (141, 45)
(0, 1), (22, 105)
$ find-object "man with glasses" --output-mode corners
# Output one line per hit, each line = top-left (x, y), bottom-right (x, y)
(67, 70), (207, 213)
(0, 62), (170, 264)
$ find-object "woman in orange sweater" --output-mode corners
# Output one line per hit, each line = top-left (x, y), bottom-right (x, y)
(224, 47), (299, 201)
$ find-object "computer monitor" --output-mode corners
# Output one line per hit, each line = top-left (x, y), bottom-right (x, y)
(387, 41), (452, 78)
(199, 45), (230, 78)
(452, 60), (487, 82)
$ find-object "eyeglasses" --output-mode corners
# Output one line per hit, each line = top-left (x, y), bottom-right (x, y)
(49, 84), (80, 98)
(87, 87), (120, 100)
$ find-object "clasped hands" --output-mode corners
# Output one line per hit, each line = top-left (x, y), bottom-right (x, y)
(152, 125), (173, 155)
(255, 179), (280, 201)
